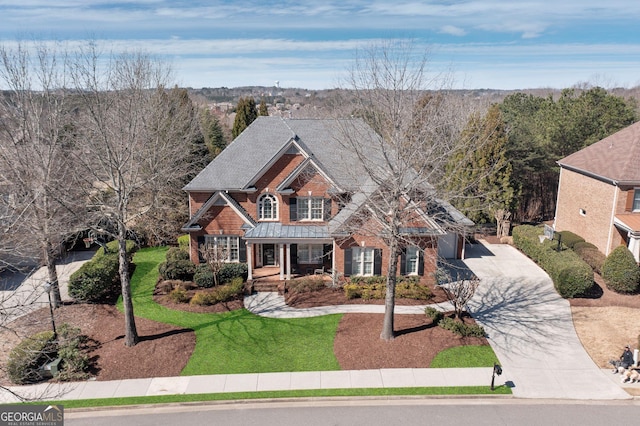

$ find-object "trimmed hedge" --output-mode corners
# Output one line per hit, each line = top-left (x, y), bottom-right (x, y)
(68, 239), (137, 303)
(193, 263), (248, 288)
(557, 230), (585, 249)
(602, 245), (640, 294)
(158, 247), (195, 281)
(190, 277), (244, 305)
(7, 331), (56, 384)
(573, 243), (606, 275)
(438, 317), (486, 337)
(512, 225), (593, 298)
(159, 259), (196, 281)
(344, 281), (432, 300)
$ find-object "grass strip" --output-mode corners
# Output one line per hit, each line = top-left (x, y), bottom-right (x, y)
(35, 386), (512, 409)
(430, 345), (499, 368)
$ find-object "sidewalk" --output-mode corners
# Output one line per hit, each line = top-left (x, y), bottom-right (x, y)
(0, 368), (495, 403)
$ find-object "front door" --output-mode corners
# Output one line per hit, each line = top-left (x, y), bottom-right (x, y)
(262, 244), (277, 266)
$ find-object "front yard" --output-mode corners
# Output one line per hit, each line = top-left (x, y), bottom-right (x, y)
(1, 246), (498, 386)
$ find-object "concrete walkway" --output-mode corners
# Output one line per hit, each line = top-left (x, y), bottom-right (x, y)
(244, 291), (454, 318)
(463, 241), (630, 400)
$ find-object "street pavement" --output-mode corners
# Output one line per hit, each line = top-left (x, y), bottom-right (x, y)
(0, 241), (636, 403)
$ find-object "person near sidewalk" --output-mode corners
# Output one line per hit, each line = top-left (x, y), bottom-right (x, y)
(621, 345), (635, 369)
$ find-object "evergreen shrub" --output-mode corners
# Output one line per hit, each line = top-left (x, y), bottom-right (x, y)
(602, 245), (640, 294)
(7, 331), (56, 384)
(68, 239), (138, 303)
(512, 225), (593, 298)
(573, 243), (606, 274)
(557, 230), (585, 249)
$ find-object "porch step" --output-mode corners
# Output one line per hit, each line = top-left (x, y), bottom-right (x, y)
(251, 281), (282, 293)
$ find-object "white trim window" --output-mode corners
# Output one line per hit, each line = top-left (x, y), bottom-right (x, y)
(204, 235), (239, 262)
(405, 246), (419, 275)
(297, 197), (324, 221)
(258, 193), (278, 220)
(352, 247), (374, 276)
(297, 244), (324, 264)
(633, 189), (640, 212)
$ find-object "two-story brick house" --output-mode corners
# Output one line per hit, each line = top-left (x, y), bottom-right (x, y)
(182, 117), (472, 282)
(554, 121), (640, 262)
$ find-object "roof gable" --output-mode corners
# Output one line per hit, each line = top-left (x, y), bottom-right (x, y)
(558, 121), (640, 184)
(181, 191), (255, 232)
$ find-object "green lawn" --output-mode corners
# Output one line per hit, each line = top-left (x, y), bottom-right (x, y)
(120, 247), (500, 375)
(430, 345), (499, 368)
(120, 247), (341, 375)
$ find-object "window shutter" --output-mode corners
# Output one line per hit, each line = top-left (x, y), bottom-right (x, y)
(197, 236), (205, 263)
(289, 198), (297, 221)
(373, 249), (382, 276)
(238, 238), (247, 263)
(323, 244), (332, 267)
(418, 249), (424, 276)
(324, 198), (332, 221)
(625, 190), (635, 212)
(343, 248), (352, 277)
(400, 248), (406, 275)
(290, 244), (298, 271)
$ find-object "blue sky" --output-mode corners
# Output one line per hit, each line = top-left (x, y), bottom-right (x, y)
(1, 0), (639, 90)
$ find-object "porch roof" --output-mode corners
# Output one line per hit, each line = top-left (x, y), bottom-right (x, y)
(243, 222), (331, 241)
(615, 214), (640, 234)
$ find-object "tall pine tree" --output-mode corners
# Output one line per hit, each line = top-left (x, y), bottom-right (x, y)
(446, 104), (515, 224)
(232, 96), (258, 138)
(259, 97), (269, 116)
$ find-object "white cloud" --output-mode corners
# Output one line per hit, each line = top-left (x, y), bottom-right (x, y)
(440, 25), (467, 36)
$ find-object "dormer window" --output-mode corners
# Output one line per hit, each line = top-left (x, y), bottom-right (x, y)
(258, 193), (278, 220)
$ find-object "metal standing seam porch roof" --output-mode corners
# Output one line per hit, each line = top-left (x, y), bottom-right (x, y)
(243, 223), (332, 241)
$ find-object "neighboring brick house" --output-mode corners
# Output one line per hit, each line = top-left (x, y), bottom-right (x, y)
(182, 117), (472, 282)
(554, 121), (640, 262)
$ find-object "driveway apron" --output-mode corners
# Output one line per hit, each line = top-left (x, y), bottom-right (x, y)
(463, 241), (629, 399)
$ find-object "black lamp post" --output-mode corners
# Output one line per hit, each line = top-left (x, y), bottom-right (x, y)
(43, 281), (57, 339)
(491, 363), (502, 391)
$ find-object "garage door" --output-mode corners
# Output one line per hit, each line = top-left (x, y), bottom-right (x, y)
(438, 233), (457, 259)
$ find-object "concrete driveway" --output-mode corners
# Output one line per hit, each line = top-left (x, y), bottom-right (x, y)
(462, 241), (630, 399)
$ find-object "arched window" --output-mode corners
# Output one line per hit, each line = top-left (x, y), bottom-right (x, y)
(258, 193), (278, 220)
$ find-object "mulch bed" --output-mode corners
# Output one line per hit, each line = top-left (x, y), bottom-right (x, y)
(285, 281), (450, 308)
(335, 313), (486, 369)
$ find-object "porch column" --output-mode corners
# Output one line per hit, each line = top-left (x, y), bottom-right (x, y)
(286, 243), (291, 280)
(629, 233), (640, 263)
(331, 240), (337, 286)
(247, 243), (253, 280)
(279, 243), (285, 280)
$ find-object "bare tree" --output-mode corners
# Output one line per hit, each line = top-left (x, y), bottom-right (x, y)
(0, 42), (83, 308)
(331, 41), (492, 340)
(198, 244), (229, 287)
(437, 271), (480, 320)
(68, 46), (200, 347)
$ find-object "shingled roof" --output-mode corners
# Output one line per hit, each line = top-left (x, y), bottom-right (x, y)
(558, 121), (640, 185)
(183, 117), (383, 192)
